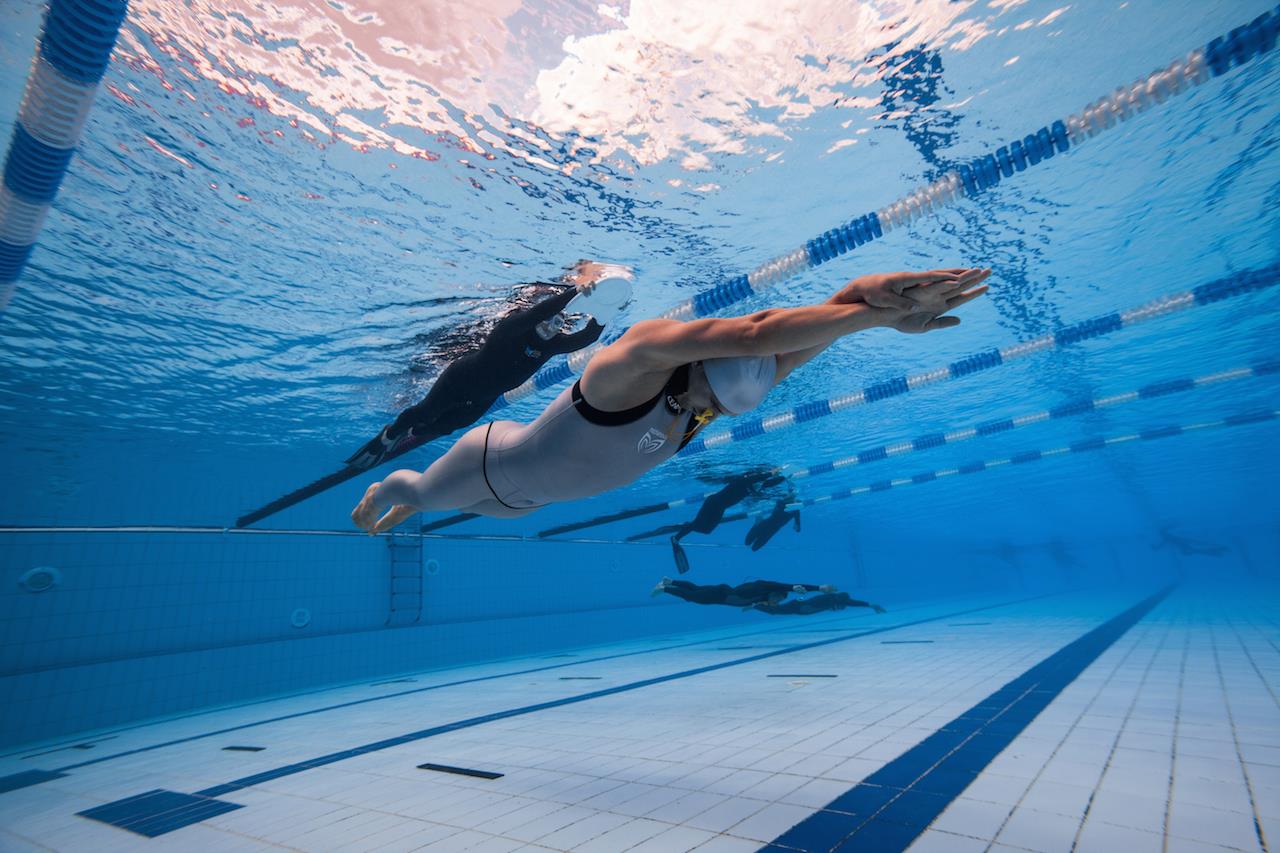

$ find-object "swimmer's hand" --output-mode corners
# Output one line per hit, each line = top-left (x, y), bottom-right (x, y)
(830, 268), (978, 311)
(886, 268), (990, 333)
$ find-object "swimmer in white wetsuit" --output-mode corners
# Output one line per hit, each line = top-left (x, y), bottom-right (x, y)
(351, 267), (992, 533)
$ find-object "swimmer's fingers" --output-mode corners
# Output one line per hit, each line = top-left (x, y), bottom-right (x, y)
(925, 315), (962, 330)
(899, 268), (987, 303)
(891, 269), (964, 292)
(944, 284), (990, 310)
(956, 267), (992, 288)
(915, 268), (990, 296)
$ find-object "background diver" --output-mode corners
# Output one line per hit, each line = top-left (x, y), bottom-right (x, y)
(755, 591), (886, 616)
(348, 261), (633, 468)
(352, 267), (992, 533)
(669, 468), (785, 573)
(744, 500), (801, 552)
(652, 577), (836, 607)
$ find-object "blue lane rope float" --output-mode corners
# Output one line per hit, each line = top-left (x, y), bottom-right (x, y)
(0, 0), (130, 310)
(682, 263), (1280, 455)
(775, 407), (1280, 513)
(536, 358), (1277, 537)
(497, 6), (1279, 407)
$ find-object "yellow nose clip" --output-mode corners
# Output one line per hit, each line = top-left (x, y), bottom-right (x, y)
(693, 408), (716, 428)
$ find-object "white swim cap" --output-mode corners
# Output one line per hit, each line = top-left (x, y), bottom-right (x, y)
(702, 355), (777, 415)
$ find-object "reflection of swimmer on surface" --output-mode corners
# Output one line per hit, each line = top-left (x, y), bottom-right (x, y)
(347, 261), (632, 469)
(1153, 525), (1229, 557)
(670, 468), (784, 573)
(651, 577), (833, 607)
(756, 592), (885, 616)
(745, 501), (801, 552)
(352, 267), (991, 533)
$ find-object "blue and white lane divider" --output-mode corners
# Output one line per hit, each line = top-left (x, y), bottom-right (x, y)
(542, 359), (1276, 533)
(783, 362), (1276, 482)
(683, 263), (1280, 455)
(0, 0), (130, 311)
(498, 7), (1280, 406)
(779, 407), (1280, 514)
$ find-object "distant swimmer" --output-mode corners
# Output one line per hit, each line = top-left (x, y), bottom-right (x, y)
(755, 592), (886, 616)
(1153, 525), (1229, 557)
(670, 468), (784, 573)
(744, 500), (801, 552)
(351, 267), (991, 533)
(347, 261), (634, 469)
(652, 577), (835, 608)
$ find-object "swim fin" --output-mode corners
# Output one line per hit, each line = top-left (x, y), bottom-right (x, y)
(237, 430), (433, 527)
(235, 465), (369, 528)
(671, 537), (690, 574)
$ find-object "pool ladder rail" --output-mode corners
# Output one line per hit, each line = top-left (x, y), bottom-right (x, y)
(385, 527), (425, 626)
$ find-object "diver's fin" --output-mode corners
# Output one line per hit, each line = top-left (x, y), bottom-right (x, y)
(626, 512), (752, 543)
(537, 501), (674, 538)
(625, 523), (686, 542)
(421, 513), (479, 532)
(236, 431), (433, 527)
(235, 466), (368, 528)
(671, 537), (690, 574)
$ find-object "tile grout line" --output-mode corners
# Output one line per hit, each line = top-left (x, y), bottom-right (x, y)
(1159, 599), (1192, 853)
(1208, 617), (1271, 853)
(1067, 596), (1181, 851)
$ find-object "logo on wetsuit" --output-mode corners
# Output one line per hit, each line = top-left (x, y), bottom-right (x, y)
(637, 428), (666, 454)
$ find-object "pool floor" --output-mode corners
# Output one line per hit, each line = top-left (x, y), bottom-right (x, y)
(0, 586), (1275, 852)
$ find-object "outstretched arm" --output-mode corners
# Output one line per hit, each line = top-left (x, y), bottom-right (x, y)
(525, 285), (580, 322)
(773, 268), (990, 381)
(583, 268), (989, 410)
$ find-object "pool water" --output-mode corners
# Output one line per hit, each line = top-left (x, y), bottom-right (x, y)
(0, 1), (1277, 851)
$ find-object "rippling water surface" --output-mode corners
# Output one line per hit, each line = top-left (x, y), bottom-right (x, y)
(0, 0), (1276, 539)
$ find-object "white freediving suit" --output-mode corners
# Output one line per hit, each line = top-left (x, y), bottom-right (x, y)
(371, 356), (776, 518)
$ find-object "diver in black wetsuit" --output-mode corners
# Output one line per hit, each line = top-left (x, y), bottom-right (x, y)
(755, 592), (885, 616)
(744, 500), (801, 551)
(669, 469), (784, 573)
(652, 577), (833, 607)
(347, 266), (616, 469)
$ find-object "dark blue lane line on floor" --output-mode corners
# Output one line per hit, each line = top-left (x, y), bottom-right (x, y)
(763, 587), (1172, 853)
(75, 597), (1040, 837)
(6, 603), (920, 785)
